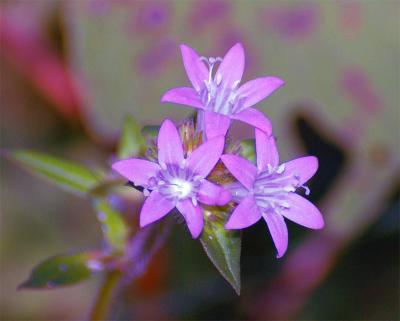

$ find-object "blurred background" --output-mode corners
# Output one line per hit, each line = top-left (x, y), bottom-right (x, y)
(1, 0), (399, 319)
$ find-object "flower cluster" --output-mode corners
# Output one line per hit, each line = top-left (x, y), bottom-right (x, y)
(112, 43), (324, 258)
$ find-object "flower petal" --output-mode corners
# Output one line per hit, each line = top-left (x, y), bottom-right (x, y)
(161, 87), (204, 109)
(140, 191), (175, 227)
(225, 195), (261, 229)
(231, 108), (272, 136)
(204, 111), (231, 138)
(263, 211), (288, 258)
(180, 44), (208, 91)
(157, 119), (184, 166)
(176, 199), (204, 238)
(221, 154), (257, 190)
(255, 128), (279, 170)
(112, 159), (160, 187)
(280, 193), (324, 229)
(186, 136), (224, 178)
(197, 180), (231, 205)
(217, 43), (245, 89)
(237, 77), (285, 108)
(283, 156), (318, 185)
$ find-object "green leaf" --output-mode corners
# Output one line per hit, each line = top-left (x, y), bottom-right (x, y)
(141, 125), (160, 140)
(94, 199), (129, 253)
(239, 139), (256, 163)
(19, 252), (103, 289)
(117, 116), (145, 159)
(200, 208), (241, 295)
(6, 150), (103, 195)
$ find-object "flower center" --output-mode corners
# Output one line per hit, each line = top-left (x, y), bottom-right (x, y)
(253, 164), (310, 214)
(199, 56), (246, 116)
(146, 163), (202, 203)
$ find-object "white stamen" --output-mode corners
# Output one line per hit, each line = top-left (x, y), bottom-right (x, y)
(276, 164), (285, 174)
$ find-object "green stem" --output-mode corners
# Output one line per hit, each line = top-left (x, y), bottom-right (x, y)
(89, 270), (122, 321)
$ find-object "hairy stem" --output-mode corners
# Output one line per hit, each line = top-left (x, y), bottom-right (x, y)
(89, 270), (122, 320)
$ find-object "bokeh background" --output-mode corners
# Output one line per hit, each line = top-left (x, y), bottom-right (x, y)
(1, 0), (399, 319)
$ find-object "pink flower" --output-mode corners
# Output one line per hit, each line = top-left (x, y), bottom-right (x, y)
(112, 119), (231, 238)
(161, 43), (284, 138)
(221, 129), (324, 258)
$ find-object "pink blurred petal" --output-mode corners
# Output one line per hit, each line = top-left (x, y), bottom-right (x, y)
(180, 44), (208, 91)
(263, 211), (288, 258)
(140, 191), (175, 227)
(112, 159), (160, 186)
(231, 108), (272, 136)
(238, 77), (284, 108)
(197, 180), (231, 205)
(221, 154), (257, 190)
(204, 111), (231, 138)
(217, 43), (245, 89)
(161, 87), (204, 108)
(186, 136), (224, 178)
(176, 199), (204, 238)
(281, 193), (324, 229)
(255, 128), (279, 170)
(157, 119), (184, 166)
(283, 156), (318, 185)
(225, 195), (261, 229)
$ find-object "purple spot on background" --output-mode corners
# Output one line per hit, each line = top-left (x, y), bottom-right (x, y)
(128, 1), (171, 35)
(340, 67), (382, 113)
(137, 38), (177, 76)
(187, 0), (231, 32)
(261, 3), (319, 40)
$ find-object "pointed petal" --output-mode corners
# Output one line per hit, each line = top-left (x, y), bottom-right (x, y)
(180, 44), (208, 91)
(283, 156), (318, 185)
(255, 128), (279, 170)
(140, 191), (175, 227)
(225, 195), (261, 229)
(217, 43), (245, 89)
(176, 199), (204, 238)
(263, 211), (288, 258)
(112, 159), (160, 187)
(221, 154), (257, 190)
(157, 119), (184, 166)
(197, 180), (231, 205)
(161, 87), (204, 109)
(231, 108), (272, 136)
(204, 111), (231, 138)
(280, 193), (324, 229)
(186, 136), (224, 178)
(237, 77), (285, 108)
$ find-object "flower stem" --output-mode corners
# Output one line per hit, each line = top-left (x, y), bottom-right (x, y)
(89, 270), (122, 321)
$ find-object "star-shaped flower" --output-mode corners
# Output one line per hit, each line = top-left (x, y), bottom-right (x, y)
(221, 129), (324, 258)
(112, 119), (231, 238)
(161, 43), (284, 138)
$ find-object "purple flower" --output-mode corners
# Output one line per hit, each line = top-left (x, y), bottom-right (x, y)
(161, 43), (284, 138)
(221, 129), (324, 258)
(112, 119), (231, 238)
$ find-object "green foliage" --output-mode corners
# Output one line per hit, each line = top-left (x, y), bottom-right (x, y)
(94, 199), (129, 253)
(200, 208), (241, 295)
(239, 139), (256, 163)
(117, 116), (145, 159)
(19, 252), (102, 289)
(141, 125), (160, 140)
(7, 150), (103, 195)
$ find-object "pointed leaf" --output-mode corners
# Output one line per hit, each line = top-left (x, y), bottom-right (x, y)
(117, 116), (146, 159)
(94, 199), (129, 253)
(19, 252), (104, 290)
(200, 208), (241, 294)
(6, 150), (103, 195)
